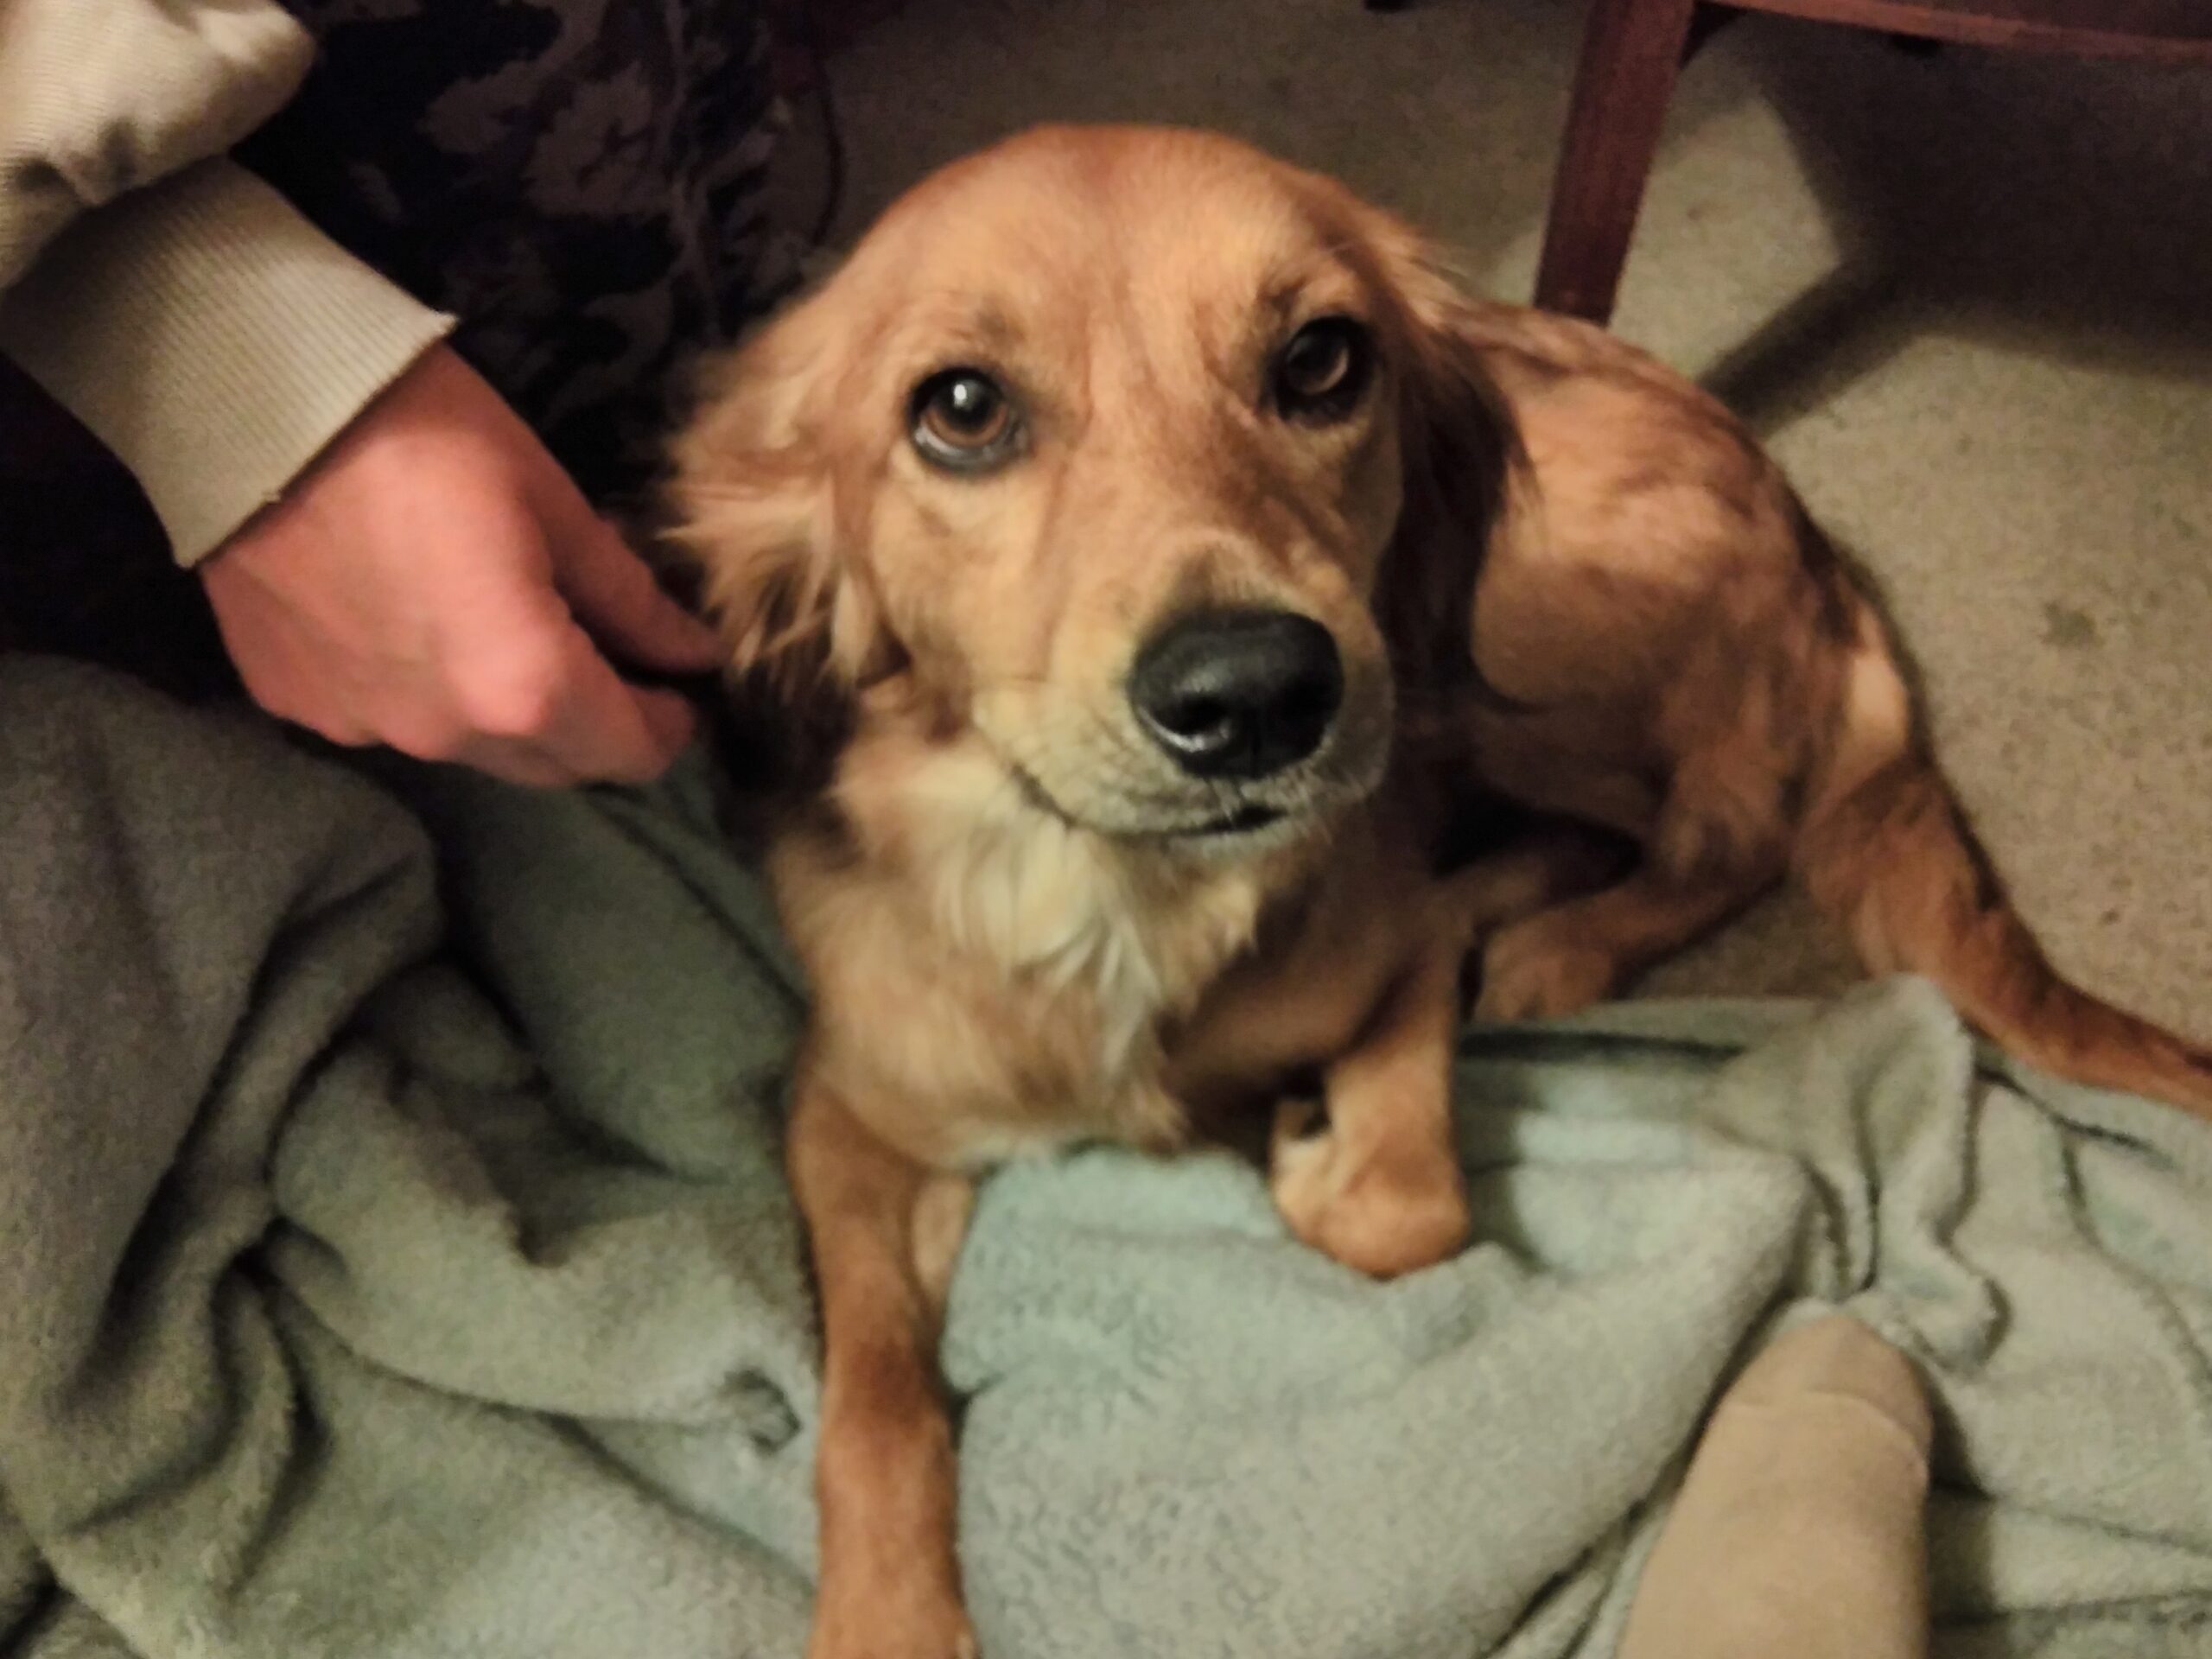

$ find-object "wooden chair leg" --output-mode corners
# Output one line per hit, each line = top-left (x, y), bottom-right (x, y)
(1534, 0), (1704, 324)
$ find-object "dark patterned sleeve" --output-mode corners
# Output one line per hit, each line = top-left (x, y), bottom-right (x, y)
(238, 0), (807, 512)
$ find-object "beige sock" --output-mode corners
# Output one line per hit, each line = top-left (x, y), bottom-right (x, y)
(1618, 1314), (1935, 1659)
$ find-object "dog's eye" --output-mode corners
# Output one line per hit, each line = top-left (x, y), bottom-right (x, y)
(910, 368), (1021, 471)
(1273, 316), (1372, 423)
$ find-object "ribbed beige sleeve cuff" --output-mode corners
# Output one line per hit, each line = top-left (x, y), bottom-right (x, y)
(0, 159), (455, 565)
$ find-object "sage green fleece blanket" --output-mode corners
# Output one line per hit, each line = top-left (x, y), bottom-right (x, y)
(4, 656), (2212, 1659)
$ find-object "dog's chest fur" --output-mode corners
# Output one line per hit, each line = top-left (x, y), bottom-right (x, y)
(772, 734), (1294, 1168)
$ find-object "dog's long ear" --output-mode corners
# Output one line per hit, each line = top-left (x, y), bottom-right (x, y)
(667, 292), (898, 778)
(1356, 209), (1532, 705)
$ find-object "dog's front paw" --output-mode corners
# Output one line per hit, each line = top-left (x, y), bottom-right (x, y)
(807, 1592), (976, 1659)
(1472, 922), (1619, 1023)
(1268, 1098), (1470, 1279)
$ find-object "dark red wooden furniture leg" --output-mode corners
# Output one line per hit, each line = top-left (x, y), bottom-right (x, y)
(1534, 0), (1703, 323)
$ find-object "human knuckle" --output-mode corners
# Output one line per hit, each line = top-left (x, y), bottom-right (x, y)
(384, 713), (467, 762)
(461, 650), (567, 740)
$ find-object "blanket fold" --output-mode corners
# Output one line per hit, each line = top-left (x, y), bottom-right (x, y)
(3, 657), (2209, 1658)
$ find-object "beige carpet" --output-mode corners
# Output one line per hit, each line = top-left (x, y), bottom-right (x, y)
(798, 0), (2212, 1042)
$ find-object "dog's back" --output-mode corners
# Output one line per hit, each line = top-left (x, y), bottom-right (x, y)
(1446, 300), (2212, 1111)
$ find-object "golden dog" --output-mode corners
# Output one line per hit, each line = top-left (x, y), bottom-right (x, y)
(669, 125), (2212, 1659)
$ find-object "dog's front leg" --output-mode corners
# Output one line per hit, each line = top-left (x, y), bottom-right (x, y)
(1268, 938), (1471, 1280)
(1268, 830), (1622, 1279)
(789, 1076), (978, 1659)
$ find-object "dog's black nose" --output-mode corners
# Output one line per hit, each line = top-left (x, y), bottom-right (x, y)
(1128, 608), (1344, 779)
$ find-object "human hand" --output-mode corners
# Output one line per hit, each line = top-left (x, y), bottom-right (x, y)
(199, 345), (722, 786)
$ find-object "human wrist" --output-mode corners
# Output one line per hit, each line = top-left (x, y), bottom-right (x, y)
(0, 159), (455, 565)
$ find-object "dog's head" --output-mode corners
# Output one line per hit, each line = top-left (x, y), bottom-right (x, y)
(673, 124), (1516, 855)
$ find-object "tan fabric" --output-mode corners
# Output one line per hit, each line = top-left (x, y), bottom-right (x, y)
(1, 162), (453, 563)
(0, 0), (310, 289)
(1619, 1314), (1935, 1659)
(0, 0), (454, 564)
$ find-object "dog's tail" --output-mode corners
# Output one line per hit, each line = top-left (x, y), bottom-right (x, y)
(1794, 603), (2212, 1119)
